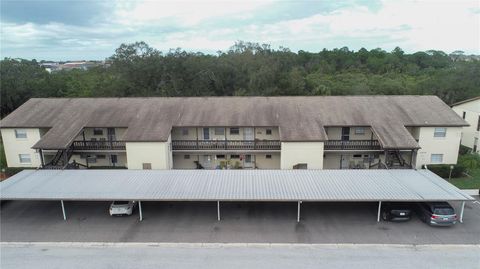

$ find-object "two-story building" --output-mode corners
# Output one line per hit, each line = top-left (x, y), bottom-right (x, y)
(452, 96), (480, 153)
(0, 96), (468, 170)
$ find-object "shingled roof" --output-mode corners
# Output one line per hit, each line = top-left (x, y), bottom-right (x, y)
(0, 96), (467, 150)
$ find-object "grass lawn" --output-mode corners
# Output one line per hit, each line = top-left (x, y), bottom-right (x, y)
(447, 168), (480, 189)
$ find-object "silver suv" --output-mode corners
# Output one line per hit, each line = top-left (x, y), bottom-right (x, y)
(416, 202), (457, 226)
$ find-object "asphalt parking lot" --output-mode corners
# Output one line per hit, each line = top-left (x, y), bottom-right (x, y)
(1, 199), (479, 244)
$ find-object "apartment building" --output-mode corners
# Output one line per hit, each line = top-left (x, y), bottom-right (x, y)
(0, 96), (467, 170)
(452, 96), (480, 153)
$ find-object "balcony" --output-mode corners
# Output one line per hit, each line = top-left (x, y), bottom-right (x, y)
(324, 140), (381, 151)
(71, 140), (126, 151)
(172, 140), (281, 151)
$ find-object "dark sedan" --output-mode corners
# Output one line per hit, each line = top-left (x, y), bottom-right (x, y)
(381, 202), (412, 222)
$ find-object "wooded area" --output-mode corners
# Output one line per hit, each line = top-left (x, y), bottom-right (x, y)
(1, 41), (479, 117)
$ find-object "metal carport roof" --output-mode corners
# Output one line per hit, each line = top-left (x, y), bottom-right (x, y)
(0, 169), (473, 202)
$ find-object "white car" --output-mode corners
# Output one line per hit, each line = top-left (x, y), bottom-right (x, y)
(109, 201), (136, 216)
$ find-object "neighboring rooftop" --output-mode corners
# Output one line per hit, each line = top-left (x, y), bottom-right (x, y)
(0, 96), (468, 150)
(450, 96), (480, 107)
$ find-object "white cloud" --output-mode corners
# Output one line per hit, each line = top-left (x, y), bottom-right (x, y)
(1, 0), (479, 59)
(112, 0), (274, 27)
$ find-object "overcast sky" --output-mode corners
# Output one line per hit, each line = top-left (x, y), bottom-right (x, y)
(1, 0), (479, 60)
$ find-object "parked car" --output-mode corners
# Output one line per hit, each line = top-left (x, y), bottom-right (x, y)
(109, 201), (136, 216)
(415, 202), (457, 226)
(381, 202), (412, 222)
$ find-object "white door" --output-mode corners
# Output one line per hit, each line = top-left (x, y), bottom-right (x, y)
(203, 128), (210, 140)
(244, 128), (254, 140)
(340, 155), (349, 169)
(243, 154), (254, 168)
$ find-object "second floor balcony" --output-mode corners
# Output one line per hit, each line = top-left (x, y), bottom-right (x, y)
(324, 140), (381, 151)
(71, 140), (126, 151)
(172, 140), (281, 151)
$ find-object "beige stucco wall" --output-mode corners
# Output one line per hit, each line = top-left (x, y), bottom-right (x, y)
(280, 142), (324, 169)
(171, 127), (279, 141)
(255, 153), (280, 169)
(326, 127), (376, 140)
(452, 100), (479, 152)
(173, 154), (198, 169)
(323, 152), (411, 169)
(172, 153), (280, 169)
(69, 153), (127, 167)
(75, 127), (127, 141)
(415, 127), (462, 168)
(126, 137), (172, 169)
(1, 128), (42, 167)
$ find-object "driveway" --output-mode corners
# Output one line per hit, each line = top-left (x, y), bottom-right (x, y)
(1, 200), (479, 244)
(1, 243), (479, 269)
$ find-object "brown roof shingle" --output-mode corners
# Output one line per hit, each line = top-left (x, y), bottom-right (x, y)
(0, 96), (467, 149)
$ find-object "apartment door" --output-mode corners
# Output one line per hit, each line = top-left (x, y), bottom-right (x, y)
(244, 128), (254, 140)
(203, 128), (210, 140)
(107, 128), (116, 141)
(341, 127), (350, 141)
(474, 138), (478, 152)
(201, 155), (213, 169)
(243, 154), (254, 168)
(340, 155), (349, 169)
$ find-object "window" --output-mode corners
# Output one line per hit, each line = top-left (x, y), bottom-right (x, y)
(355, 127), (365, 135)
(433, 127), (446, 137)
(15, 129), (27, 139)
(142, 163), (152, 170)
(477, 116), (480, 131)
(431, 154), (443, 164)
(462, 111), (466, 119)
(19, 154), (31, 163)
(93, 128), (103, 135)
(230, 128), (240, 135)
(216, 155), (225, 159)
(266, 154), (272, 159)
(91, 138), (97, 141)
(111, 155), (118, 164)
(353, 154), (362, 158)
(184, 155), (190, 159)
(96, 155), (106, 159)
(214, 128), (225, 135)
(87, 156), (97, 163)
(266, 129), (272, 135)
(230, 154), (240, 159)
(181, 128), (189, 136)
(99, 137), (106, 141)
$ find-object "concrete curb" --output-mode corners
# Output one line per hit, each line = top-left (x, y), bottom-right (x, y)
(462, 189), (480, 196)
(1, 242), (479, 249)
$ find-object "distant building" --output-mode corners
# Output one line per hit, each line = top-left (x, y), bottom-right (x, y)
(452, 96), (480, 153)
(39, 61), (102, 72)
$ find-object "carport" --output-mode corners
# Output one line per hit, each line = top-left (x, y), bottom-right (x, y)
(0, 169), (474, 223)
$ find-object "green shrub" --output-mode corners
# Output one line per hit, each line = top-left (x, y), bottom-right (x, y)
(459, 145), (472, 155)
(2, 167), (30, 177)
(427, 164), (466, 178)
(458, 153), (480, 172)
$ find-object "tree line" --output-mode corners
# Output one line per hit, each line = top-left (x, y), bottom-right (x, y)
(1, 41), (479, 117)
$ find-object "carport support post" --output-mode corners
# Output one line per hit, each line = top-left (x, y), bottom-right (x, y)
(60, 200), (66, 220)
(460, 201), (465, 223)
(297, 201), (302, 222)
(377, 201), (382, 222)
(217, 201), (221, 221)
(139, 201), (143, 221)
